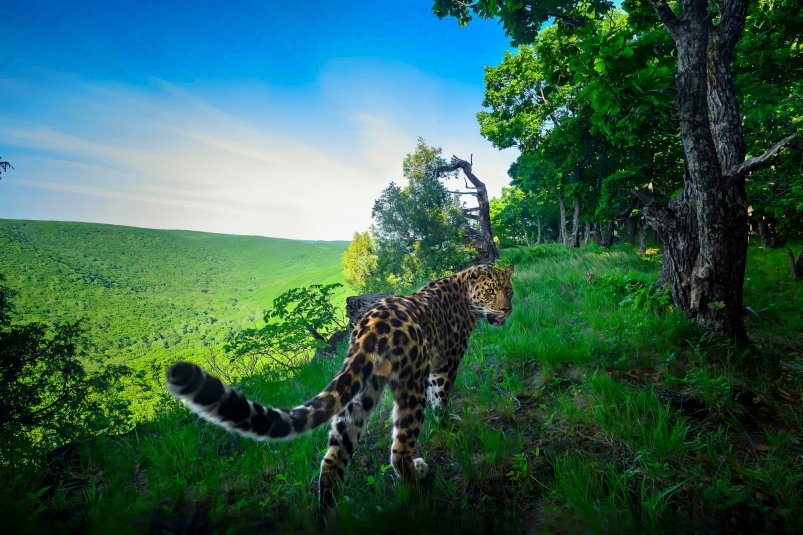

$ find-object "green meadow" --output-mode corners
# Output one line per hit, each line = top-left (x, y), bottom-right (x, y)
(1, 221), (802, 533)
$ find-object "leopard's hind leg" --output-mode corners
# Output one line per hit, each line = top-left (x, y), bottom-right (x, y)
(318, 374), (385, 511)
(427, 346), (466, 423)
(388, 368), (428, 481)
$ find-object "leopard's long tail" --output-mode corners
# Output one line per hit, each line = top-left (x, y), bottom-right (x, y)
(166, 350), (390, 441)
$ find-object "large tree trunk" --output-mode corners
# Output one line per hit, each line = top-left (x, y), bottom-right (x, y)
(643, 183), (698, 316)
(638, 219), (648, 255)
(559, 191), (568, 247)
(571, 197), (581, 248)
(624, 216), (639, 245)
(536, 216), (543, 244)
(755, 216), (772, 248)
(753, 211), (787, 248)
(646, 0), (754, 343)
(788, 250), (803, 280)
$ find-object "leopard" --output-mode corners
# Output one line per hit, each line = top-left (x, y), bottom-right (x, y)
(166, 263), (514, 511)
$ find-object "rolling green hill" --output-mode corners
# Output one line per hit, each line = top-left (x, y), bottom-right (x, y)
(0, 219), (348, 368)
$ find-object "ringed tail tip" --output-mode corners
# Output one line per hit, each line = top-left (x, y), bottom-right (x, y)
(167, 361), (203, 394)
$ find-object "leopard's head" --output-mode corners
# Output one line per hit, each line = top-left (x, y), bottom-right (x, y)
(464, 264), (514, 326)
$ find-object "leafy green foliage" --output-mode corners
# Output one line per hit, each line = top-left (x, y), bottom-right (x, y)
(736, 0), (803, 243)
(480, 9), (684, 242)
(596, 271), (672, 312)
(451, 0), (800, 253)
(433, 0), (614, 46)
(490, 185), (558, 246)
(0, 277), (131, 469)
(224, 283), (346, 375)
(370, 139), (474, 291)
(342, 230), (380, 292)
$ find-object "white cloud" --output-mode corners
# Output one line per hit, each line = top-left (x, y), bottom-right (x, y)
(0, 65), (517, 240)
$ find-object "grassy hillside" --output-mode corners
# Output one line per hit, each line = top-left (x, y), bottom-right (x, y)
(4, 242), (801, 533)
(0, 219), (348, 362)
(0, 219), (348, 420)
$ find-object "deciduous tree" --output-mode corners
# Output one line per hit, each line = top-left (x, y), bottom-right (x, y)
(371, 139), (474, 290)
(224, 283), (346, 374)
(434, 0), (799, 342)
(0, 277), (131, 468)
(342, 231), (380, 293)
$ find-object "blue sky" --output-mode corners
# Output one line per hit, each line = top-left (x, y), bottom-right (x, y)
(1, 1), (517, 240)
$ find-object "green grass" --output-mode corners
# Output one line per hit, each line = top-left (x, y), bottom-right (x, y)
(0, 219), (348, 421)
(2, 239), (802, 533)
(0, 219), (347, 363)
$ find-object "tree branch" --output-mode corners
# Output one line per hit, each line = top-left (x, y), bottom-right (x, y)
(725, 133), (798, 180)
(448, 190), (480, 196)
(714, 0), (749, 52)
(646, 0), (681, 40)
(437, 155), (472, 177)
(632, 187), (680, 231)
(631, 187), (663, 206)
(435, 155), (480, 185)
(304, 323), (327, 344)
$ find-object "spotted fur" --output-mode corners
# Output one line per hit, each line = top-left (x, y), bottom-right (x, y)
(166, 264), (514, 510)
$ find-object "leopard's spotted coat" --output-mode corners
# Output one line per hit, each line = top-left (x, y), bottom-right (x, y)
(166, 264), (514, 509)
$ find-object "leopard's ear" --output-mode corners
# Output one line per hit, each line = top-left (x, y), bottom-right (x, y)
(466, 265), (484, 281)
(504, 265), (514, 275)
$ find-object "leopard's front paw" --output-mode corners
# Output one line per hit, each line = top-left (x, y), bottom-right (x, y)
(413, 457), (428, 479)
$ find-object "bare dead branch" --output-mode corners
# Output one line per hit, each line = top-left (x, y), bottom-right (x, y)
(448, 190), (480, 196)
(436, 154), (499, 263)
(725, 133), (798, 180)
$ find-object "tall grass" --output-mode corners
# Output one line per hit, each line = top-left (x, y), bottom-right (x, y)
(3, 242), (801, 533)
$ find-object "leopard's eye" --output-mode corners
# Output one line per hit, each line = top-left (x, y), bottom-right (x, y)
(486, 288), (494, 295)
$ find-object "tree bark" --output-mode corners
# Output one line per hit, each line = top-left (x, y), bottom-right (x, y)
(437, 156), (499, 263)
(678, 0), (747, 342)
(638, 219), (648, 255)
(590, 221), (602, 245)
(753, 211), (787, 248)
(642, 184), (698, 316)
(605, 220), (615, 246)
(559, 191), (568, 247)
(644, 0), (752, 343)
(536, 216), (543, 244)
(345, 294), (391, 325)
(788, 250), (803, 280)
(571, 197), (581, 248)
